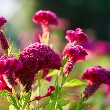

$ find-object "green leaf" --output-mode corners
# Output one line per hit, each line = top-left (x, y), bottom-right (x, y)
(14, 49), (20, 58)
(19, 91), (30, 110)
(9, 104), (17, 110)
(0, 90), (7, 96)
(44, 33), (50, 44)
(47, 70), (59, 77)
(58, 98), (72, 108)
(63, 79), (86, 87)
(5, 91), (18, 109)
(43, 101), (56, 110)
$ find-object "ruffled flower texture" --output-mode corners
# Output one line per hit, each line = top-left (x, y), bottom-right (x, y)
(63, 44), (88, 76)
(0, 54), (22, 91)
(82, 66), (110, 99)
(0, 30), (9, 54)
(0, 75), (11, 92)
(32, 10), (58, 26)
(0, 16), (7, 27)
(65, 28), (88, 43)
(16, 42), (62, 92)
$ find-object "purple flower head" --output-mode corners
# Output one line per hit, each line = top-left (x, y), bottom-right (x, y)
(75, 28), (88, 42)
(63, 44), (88, 76)
(65, 30), (77, 43)
(33, 10), (58, 26)
(63, 44), (88, 61)
(0, 16), (7, 27)
(82, 66), (110, 99)
(0, 30), (9, 54)
(0, 55), (23, 88)
(65, 28), (88, 43)
(82, 66), (110, 84)
(16, 42), (61, 91)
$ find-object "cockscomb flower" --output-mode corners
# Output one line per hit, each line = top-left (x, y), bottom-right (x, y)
(63, 44), (88, 76)
(0, 30), (9, 55)
(65, 28), (88, 43)
(82, 66), (110, 100)
(31, 86), (55, 101)
(65, 30), (77, 43)
(0, 75), (11, 93)
(0, 55), (23, 88)
(33, 10), (58, 41)
(33, 10), (58, 26)
(16, 42), (61, 92)
(0, 16), (7, 27)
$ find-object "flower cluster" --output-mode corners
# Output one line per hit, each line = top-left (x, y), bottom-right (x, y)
(33, 10), (58, 26)
(0, 54), (22, 92)
(15, 42), (61, 91)
(82, 66), (110, 99)
(62, 28), (88, 76)
(1, 9), (108, 110)
(65, 28), (88, 43)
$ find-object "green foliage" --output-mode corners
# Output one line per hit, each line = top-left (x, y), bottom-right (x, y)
(47, 70), (59, 77)
(58, 98), (72, 108)
(63, 79), (86, 87)
(19, 91), (31, 110)
(0, 90), (19, 110)
(43, 101), (56, 110)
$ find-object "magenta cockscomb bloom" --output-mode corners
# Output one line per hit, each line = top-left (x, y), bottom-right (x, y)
(0, 75), (11, 92)
(0, 55), (22, 88)
(31, 86), (55, 101)
(65, 28), (88, 43)
(0, 30), (9, 54)
(63, 44), (88, 76)
(33, 10), (58, 26)
(0, 16), (7, 27)
(65, 30), (77, 43)
(16, 42), (61, 91)
(82, 66), (110, 99)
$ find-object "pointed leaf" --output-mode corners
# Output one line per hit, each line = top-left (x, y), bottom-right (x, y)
(5, 91), (18, 109)
(47, 70), (59, 77)
(9, 104), (17, 110)
(43, 101), (56, 110)
(58, 98), (72, 107)
(63, 79), (86, 87)
(19, 91), (30, 110)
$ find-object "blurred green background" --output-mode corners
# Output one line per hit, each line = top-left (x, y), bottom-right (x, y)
(0, 0), (110, 110)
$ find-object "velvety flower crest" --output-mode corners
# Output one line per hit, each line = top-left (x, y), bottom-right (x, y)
(0, 30), (9, 54)
(63, 44), (88, 76)
(0, 55), (23, 88)
(33, 10), (58, 26)
(82, 66), (110, 84)
(0, 16), (7, 27)
(63, 44), (88, 61)
(82, 66), (110, 99)
(65, 30), (77, 43)
(16, 42), (61, 91)
(65, 28), (88, 43)
(0, 75), (11, 92)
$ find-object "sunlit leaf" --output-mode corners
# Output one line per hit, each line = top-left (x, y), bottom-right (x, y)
(63, 79), (86, 87)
